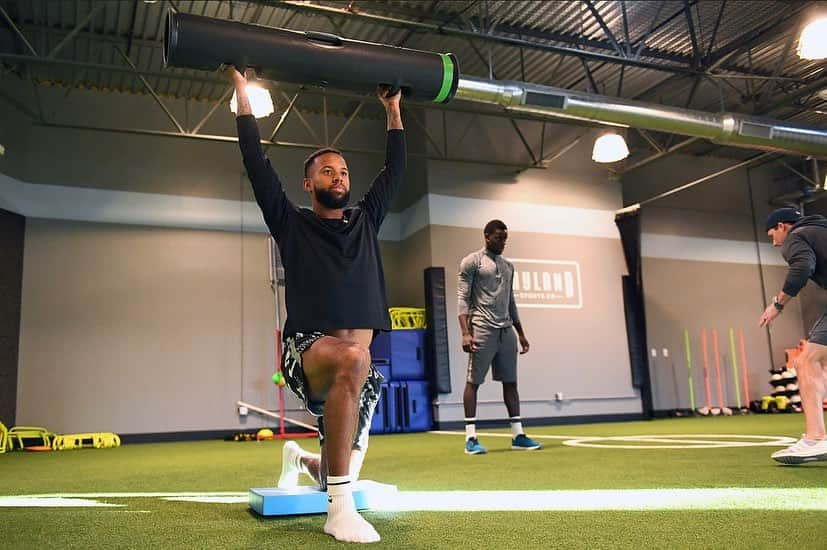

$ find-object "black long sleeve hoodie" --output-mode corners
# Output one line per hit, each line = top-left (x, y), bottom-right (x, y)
(780, 214), (827, 296)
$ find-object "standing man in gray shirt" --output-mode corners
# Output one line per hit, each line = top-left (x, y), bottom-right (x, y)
(457, 219), (541, 454)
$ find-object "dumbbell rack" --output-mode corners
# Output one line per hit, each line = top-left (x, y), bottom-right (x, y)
(766, 366), (801, 413)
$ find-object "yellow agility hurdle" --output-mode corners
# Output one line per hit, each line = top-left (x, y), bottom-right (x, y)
(52, 432), (121, 451)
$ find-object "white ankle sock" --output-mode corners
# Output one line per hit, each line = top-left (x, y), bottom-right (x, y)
(324, 474), (380, 543)
(510, 417), (523, 438)
(465, 418), (476, 441)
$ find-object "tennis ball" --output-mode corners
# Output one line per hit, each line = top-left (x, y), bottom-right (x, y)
(257, 428), (274, 440)
(272, 372), (286, 386)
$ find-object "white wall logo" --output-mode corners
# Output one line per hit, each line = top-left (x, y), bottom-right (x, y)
(510, 259), (582, 309)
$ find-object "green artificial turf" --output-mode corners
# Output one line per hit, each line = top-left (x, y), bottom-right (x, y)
(1, 415), (825, 549)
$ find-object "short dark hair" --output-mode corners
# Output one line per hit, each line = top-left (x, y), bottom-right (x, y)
(304, 147), (343, 177)
(484, 219), (507, 236)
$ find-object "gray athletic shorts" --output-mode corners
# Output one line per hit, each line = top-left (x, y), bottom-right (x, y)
(466, 324), (518, 385)
(808, 311), (827, 345)
(282, 331), (383, 451)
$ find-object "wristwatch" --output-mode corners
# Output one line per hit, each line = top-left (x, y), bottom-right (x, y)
(772, 296), (784, 311)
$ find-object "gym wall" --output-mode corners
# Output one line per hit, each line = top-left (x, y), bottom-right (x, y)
(0, 81), (807, 434)
(624, 153), (808, 412)
(420, 129), (640, 423)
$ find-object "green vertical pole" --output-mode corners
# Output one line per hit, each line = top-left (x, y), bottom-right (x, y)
(729, 328), (742, 409)
(684, 329), (696, 411)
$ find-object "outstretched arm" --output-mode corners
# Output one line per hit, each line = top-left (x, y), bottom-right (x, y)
(360, 86), (406, 226)
(759, 237), (814, 328)
(225, 66), (291, 238)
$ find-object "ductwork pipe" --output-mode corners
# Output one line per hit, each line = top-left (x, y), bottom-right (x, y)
(163, 11), (459, 103)
(454, 76), (827, 159)
(163, 11), (825, 159)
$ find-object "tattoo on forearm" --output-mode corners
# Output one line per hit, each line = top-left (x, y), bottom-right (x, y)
(236, 94), (252, 116)
(387, 108), (403, 130)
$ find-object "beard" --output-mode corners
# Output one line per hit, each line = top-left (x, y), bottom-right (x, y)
(314, 186), (350, 209)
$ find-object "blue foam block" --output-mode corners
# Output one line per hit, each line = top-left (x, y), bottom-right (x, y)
(248, 480), (397, 516)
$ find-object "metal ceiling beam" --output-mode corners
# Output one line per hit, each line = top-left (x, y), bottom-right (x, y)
(632, 152), (774, 208)
(704, 0), (727, 59)
(620, 1), (631, 56)
(632, 5), (806, 103)
(0, 88), (40, 119)
(114, 45), (185, 133)
(29, 121), (537, 169)
(266, 91), (300, 145)
(47, 4), (104, 59)
(275, 0), (700, 76)
(331, 98), (366, 148)
(0, 52), (221, 86)
(584, 0), (626, 58)
(683, 0), (701, 66)
(190, 84), (234, 134)
(706, 4), (806, 72)
(0, 53), (602, 128)
(0, 4), (38, 55)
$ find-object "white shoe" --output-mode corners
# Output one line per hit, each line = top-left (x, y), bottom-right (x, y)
(277, 441), (303, 488)
(771, 436), (827, 465)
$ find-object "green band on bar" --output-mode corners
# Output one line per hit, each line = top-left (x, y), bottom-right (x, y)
(434, 54), (454, 103)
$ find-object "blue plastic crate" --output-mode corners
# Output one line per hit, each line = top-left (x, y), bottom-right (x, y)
(370, 330), (426, 381)
(369, 383), (390, 434)
(398, 381), (432, 432)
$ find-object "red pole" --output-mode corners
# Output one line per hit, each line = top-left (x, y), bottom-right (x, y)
(276, 328), (285, 436)
(702, 329), (712, 409)
(738, 329), (750, 407)
(712, 329), (724, 408)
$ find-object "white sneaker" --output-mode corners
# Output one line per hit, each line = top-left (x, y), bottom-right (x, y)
(277, 441), (303, 488)
(771, 436), (827, 465)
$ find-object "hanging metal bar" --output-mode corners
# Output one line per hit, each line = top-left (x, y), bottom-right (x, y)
(634, 152), (774, 208)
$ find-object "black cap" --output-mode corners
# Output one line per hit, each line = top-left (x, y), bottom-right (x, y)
(765, 207), (802, 231)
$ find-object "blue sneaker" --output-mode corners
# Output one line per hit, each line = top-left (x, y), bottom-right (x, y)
(512, 434), (542, 450)
(465, 437), (487, 455)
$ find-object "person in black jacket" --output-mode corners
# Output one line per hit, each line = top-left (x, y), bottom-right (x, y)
(227, 66), (404, 542)
(759, 207), (827, 465)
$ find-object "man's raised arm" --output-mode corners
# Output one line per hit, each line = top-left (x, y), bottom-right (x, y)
(225, 66), (291, 238)
(360, 86), (406, 227)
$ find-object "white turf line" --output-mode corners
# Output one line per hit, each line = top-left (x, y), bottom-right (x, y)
(429, 430), (796, 448)
(2, 489), (826, 511)
(0, 434), (809, 510)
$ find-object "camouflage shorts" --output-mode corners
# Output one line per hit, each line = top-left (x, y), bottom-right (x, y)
(282, 331), (383, 450)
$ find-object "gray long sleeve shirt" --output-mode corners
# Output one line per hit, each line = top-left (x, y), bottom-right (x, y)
(457, 248), (521, 329)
